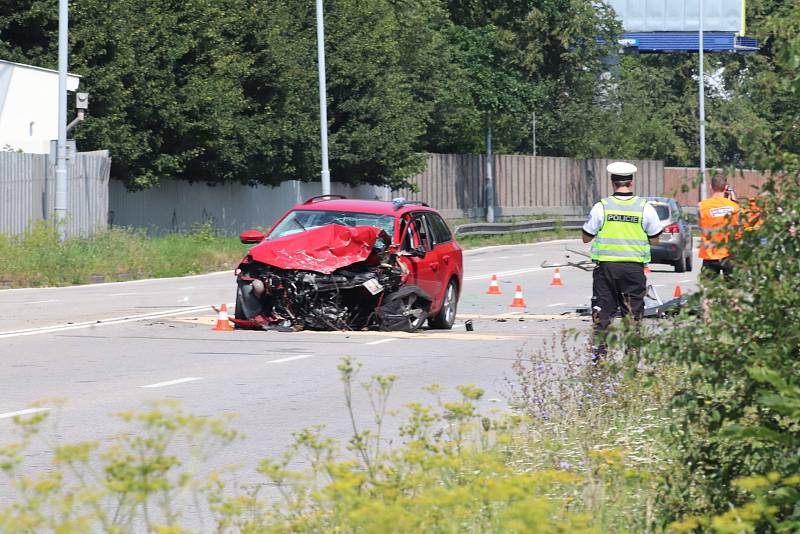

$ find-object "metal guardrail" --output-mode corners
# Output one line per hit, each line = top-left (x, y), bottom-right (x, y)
(453, 217), (586, 237)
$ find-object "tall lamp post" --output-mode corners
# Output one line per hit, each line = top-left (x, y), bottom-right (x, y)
(698, 0), (707, 201)
(316, 0), (331, 195)
(55, 0), (68, 240)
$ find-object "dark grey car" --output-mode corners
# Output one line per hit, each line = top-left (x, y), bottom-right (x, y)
(645, 197), (694, 272)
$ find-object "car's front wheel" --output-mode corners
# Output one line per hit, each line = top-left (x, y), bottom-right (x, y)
(429, 279), (458, 330)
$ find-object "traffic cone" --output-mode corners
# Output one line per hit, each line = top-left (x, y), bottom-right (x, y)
(550, 268), (564, 286)
(673, 285), (682, 299)
(212, 303), (235, 331)
(644, 264), (652, 274)
(486, 274), (502, 295)
(509, 285), (527, 308)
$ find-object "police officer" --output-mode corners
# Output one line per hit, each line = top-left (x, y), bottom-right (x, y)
(582, 162), (663, 358)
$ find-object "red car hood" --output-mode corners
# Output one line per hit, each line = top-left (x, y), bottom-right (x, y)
(248, 224), (390, 274)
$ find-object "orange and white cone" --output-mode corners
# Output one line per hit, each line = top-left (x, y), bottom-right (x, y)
(212, 303), (235, 331)
(486, 274), (502, 295)
(673, 285), (682, 299)
(509, 285), (527, 308)
(550, 268), (564, 286)
(644, 264), (652, 274)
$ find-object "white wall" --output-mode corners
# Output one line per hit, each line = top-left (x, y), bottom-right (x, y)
(0, 60), (80, 154)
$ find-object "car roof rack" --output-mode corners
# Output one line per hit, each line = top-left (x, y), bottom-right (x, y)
(392, 198), (429, 210)
(303, 194), (347, 204)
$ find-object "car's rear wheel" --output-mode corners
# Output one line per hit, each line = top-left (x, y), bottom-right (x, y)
(674, 254), (687, 273)
(685, 253), (693, 272)
(429, 279), (458, 330)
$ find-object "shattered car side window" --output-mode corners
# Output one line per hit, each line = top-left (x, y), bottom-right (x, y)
(268, 210), (395, 240)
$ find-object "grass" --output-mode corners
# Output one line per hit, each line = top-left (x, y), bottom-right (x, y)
(0, 223), (246, 288)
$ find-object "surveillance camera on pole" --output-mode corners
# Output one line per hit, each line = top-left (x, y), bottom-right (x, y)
(67, 92), (89, 134)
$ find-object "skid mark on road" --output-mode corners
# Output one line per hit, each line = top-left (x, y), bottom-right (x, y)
(0, 407), (50, 420)
(141, 377), (203, 388)
(0, 305), (215, 339)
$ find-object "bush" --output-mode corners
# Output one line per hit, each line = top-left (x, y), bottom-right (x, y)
(1, 352), (679, 533)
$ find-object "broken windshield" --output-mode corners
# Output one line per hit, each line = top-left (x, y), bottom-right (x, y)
(268, 210), (395, 240)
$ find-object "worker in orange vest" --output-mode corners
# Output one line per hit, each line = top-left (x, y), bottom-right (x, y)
(698, 175), (741, 276)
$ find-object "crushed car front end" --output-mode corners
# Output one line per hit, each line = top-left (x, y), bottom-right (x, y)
(233, 224), (432, 332)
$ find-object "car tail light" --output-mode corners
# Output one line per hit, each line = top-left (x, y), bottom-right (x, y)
(664, 223), (680, 234)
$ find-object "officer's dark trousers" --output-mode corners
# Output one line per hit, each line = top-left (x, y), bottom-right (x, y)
(591, 262), (646, 356)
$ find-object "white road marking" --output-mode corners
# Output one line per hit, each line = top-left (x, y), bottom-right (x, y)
(28, 299), (59, 304)
(0, 304), (214, 339)
(268, 354), (314, 364)
(679, 279), (693, 283)
(470, 259), (485, 263)
(365, 338), (397, 345)
(652, 284), (665, 288)
(178, 286), (196, 290)
(497, 256), (511, 259)
(546, 302), (567, 307)
(0, 407), (50, 420)
(140, 377), (203, 388)
(0, 270), (231, 293)
(464, 266), (546, 282)
(109, 292), (138, 297)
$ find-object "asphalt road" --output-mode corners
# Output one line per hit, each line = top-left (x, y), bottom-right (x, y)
(0, 238), (700, 503)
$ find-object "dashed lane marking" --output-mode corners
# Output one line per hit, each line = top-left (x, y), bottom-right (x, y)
(463, 266), (547, 282)
(108, 292), (138, 297)
(28, 299), (59, 304)
(268, 354), (313, 364)
(546, 302), (567, 307)
(679, 279), (693, 283)
(0, 408), (50, 420)
(140, 377), (203, 388)
(365, 338), (397, 345)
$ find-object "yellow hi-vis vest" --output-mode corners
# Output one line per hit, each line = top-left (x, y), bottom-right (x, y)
(590, 195), (651, 263)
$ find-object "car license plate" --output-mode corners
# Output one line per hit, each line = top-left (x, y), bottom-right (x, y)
(660, 233), (672, 242)
(363, 279), (384, 295)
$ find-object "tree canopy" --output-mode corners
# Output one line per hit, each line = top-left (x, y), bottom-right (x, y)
(0, 0), (793, 188)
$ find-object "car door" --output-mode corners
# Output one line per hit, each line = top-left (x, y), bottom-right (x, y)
(399, 212), (440, 306)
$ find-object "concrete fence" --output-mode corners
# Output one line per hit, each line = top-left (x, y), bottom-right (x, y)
(109, 179), (392, 234)
(0, 151), (111, 237)
(109, 153), (665, 233)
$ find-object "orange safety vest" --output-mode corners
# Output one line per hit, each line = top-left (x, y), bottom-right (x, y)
(698, 196), (741, 260)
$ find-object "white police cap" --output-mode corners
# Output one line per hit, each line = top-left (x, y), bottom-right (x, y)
(607, 161), (637, 177)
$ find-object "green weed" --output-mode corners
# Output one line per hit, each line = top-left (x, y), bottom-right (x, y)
(0, 223), (245, 288)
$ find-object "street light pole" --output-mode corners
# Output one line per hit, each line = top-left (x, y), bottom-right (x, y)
(698, 0), (707, 201)
(55, 0), (68, 240)
(315, 0), (331, 195)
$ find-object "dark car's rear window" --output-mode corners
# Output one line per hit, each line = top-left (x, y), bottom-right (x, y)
(653, 205), (671, 221)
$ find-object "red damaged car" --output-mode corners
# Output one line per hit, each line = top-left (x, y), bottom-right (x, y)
(233, 195), (463, 332)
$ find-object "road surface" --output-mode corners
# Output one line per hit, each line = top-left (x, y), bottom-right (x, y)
(0, 239), (699, 497)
